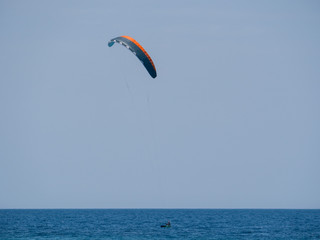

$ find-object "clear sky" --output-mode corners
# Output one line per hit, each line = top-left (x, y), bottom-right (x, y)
(0, 0), (319, 209)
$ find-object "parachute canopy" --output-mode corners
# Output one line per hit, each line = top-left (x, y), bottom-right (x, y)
(108, 36), (157, 78)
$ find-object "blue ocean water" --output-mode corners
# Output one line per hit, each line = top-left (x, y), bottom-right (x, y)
(0, 209), (320, 240)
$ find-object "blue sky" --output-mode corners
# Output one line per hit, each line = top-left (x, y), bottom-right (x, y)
(0, 0), (319, 209)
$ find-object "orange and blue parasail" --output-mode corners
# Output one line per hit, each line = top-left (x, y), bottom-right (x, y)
(108, 36), (157, 78)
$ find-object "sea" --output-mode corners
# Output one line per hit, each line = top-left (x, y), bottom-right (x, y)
(0, 209), (320, 240)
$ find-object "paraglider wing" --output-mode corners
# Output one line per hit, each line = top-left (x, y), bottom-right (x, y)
(108, 36), (157, 78)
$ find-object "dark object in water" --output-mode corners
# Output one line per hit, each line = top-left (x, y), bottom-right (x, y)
(161, 224), (171, 228)
(161, 221), (171, 228)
